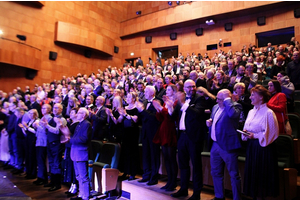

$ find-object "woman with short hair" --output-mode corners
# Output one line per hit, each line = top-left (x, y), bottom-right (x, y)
(242, 85), (279, 199)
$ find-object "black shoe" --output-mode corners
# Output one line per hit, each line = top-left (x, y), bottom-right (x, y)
(165, 186), (177, 191)
(12, 169), (23, 175)
(160, 184), (169, 190)
(70, 197), (82, 200)
(25, 175), (36, 179)
(128, 176), (136, 181)
(33, 178), (47, 185)
(48, 185), (61, 192)
(3, 165), (13, 170)
(138, 178), (150, 183)
(211, 197), (225, 200)
(171, 189), (188, 198)
(188, 194), (200, 200)
(120, 173), (128, 180)
(147, 180), (158, 186)
(44, 182), (54, 187)
(65, 191), (71, 194)
(67, 192), (78, 198)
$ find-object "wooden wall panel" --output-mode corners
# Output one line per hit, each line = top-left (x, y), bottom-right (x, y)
(55, 21), (114, 56)
(121, 3), (300, 63)
(0, 1), (127, 92)
(120, 1), (280, 37)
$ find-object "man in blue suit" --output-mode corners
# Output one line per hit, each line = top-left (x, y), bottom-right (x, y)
(70, 107), (92, 200)
(206, 89), (242, 200)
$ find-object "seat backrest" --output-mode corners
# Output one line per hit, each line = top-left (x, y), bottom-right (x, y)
(287, 113), (300, 139)
(275, 135), (294, 168)
(89, 140), (103, 161)
(294, 101), (300, 117)
(98, 142), (121, 169)
(294, 90), (300, 101)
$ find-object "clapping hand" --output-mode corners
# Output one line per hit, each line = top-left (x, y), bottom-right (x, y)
(175, 92), (186, 106)
(105, 108), (112, 116)
(118, 107), (126, 116)
(152, 100), (163, 112)
(230, 77), (236, 85)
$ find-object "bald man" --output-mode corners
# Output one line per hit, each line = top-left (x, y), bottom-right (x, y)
(206, 89), (242, 200)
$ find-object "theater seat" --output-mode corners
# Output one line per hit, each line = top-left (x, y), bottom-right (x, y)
(92, 142), (121, 194)
(88, 140), (103, 181)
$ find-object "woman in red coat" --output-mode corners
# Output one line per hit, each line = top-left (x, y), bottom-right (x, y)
(267, 80), (288, 135)
(152, 84), (178, 191)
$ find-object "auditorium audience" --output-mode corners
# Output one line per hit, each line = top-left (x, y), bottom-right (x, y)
(1, 39), (300, 200)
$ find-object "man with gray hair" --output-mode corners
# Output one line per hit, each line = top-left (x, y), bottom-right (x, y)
(70, 107), (92, 200)
(136, 85), (162, 186)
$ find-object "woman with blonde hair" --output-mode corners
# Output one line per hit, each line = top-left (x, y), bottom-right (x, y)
(119, 92), (140, 181)
(106, 96), (124, 143)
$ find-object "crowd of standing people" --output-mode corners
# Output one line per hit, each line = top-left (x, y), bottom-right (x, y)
(0, 38), (299, 200)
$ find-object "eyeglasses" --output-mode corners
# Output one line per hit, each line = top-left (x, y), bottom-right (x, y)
(185, 85), (196, 89)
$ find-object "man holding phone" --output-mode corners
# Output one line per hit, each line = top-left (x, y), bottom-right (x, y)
(206, 89), (242, 200)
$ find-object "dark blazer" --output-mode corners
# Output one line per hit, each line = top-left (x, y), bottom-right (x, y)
(173, 93), (207, 143)
(6, 112), (17, 135)
(155, 88), (166, 99)
(90, 106), (107, 140)
(29, 101), (42, 117)
(93, 85), (103, 97)
(62, 95), (69, 107)
(225, 69), (237, 80)
(140, 98), (162, 140)
(208, 99), (242, 151)
(70, 119), (92, 162)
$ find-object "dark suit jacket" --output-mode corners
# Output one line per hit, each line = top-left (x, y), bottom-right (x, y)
(29, 101), (42, 117)
(208, 99), (242, 151)
(140, 98), (162, 140)
(173, 93), (207, 143)
(70, 119), (92, 162)
(155, 88), (166, 99)
(90, 106), (107, 140)
(62, 95), (69, 107)
(6, 112), (17, 135)
(93, 85), (103, 97)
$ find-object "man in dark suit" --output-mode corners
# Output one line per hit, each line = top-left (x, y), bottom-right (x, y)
(171, 79), (207, 200)
(61, 87), (69, 108)
(28, 94), (42, 118)
(93, 79), (103, 97)
(206, 89), (242, 200)
(228, 65), (251, 93)
(89, 96), (107, 140)
(70, 107), (92, 200)
(136, 85), (162, 186)
(155, 78), (166, 99)
(225, 60), (237, 82)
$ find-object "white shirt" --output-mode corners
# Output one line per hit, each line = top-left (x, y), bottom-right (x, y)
(242, 103), (279, 147)
(211, 107), (224, 141)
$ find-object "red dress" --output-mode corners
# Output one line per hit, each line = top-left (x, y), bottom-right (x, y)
(267, 92), (287, 134)
(153, 102), (177, 147)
